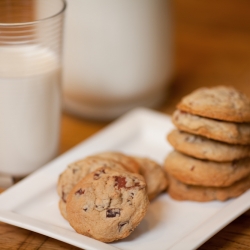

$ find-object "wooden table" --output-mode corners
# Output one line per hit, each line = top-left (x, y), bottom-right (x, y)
(1, 0), (250, 249)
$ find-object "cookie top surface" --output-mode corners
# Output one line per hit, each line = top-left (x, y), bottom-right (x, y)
(57, 157), (128, 219)
(66, 167), (149, 242)
(177, 86), (250, 122)
(172, 109), (250, 145)
(133, 157), (168, 200)
(167, 130), (250, 162)
(164, 151), (250, 187)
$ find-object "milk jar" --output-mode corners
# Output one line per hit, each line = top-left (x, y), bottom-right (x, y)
(63, 0), (173, 120)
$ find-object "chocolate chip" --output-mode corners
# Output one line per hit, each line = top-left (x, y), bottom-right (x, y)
(128, 181), (143, 190)
(94, 169), (106, 180)
(75, 188), (85, 195)
(118, 221), (128, 232)
(94, 173), (100, 180)
(72, 168), (78, 174)
(129, 182), (144, 190)
(83, 205), (88, 212)
(106, 208), (120, 218)
(114, 176), (127, 189)
(127, 199), (132, 205)
(62, 191), (67, 203)
(129, 193), (134, 199)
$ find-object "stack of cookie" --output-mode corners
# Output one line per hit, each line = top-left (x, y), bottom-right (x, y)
(164, 86), (250, 202)
(57, 152), (168, 242)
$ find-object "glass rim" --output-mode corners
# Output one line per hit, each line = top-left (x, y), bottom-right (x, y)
(0, 0), (67, 27)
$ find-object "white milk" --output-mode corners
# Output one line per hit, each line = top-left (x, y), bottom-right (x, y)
(0, 45), (61, 177)
(63, 0), (173, 120)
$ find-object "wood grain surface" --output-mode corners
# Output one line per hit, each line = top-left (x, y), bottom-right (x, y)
(1, 0), (250, 249)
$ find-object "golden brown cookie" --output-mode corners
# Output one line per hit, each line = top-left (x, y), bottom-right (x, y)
(177, 86), (250, 122)
(94, 151), (141, 174)
(66, 167), (149, 242)
(172, 109), (250, 145)
(167, 174), (250, 202)
(164, 151), (250, 187)
(57, 157), (127, 219)
(167, 130), (250, 162)
(134, 157), (168, 200)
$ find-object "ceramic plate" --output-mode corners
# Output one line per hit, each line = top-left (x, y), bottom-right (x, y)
(0, 108), (249, 250)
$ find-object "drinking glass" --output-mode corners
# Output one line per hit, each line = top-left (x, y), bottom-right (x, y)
(0, 0), (66, 177)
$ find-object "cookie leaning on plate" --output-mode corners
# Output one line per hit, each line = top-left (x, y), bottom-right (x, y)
(172, 109), (250, 145)
(167, 174), (250, 202)
(177, 86), (250, 122)
(66, 167), (149, 242)
(133, 157), (168, 200)
(94, 151), (141, 174)
(164, 151), (250, 187)
(167, 130), (250, 162)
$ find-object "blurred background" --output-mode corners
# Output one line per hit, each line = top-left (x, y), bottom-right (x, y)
(1, 0), (249, 157)
(60, 0), (250, 153)
(167, 0), (250, 113)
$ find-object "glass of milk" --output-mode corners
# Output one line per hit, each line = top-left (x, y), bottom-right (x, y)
(0, 0), (66, 177)
(63, 0), (173, 120)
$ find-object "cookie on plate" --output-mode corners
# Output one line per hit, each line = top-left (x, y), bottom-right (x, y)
(177, 86), (250, 122)
(134, 157), (168, 200)
(172, 109), (250, 145)
(94, 151), (141, 174)
(57, 157), (127, 219)
(167, 130), (250, 162)
(66, 167), (149, 242)
(164, 151), (250, 187)
(167, 174), (250, 202)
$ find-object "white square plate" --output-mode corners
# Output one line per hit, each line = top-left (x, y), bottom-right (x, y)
(0, 108), (250, 250)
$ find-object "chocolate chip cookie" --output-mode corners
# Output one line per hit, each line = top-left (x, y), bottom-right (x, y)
(172, 109), (250, 145)
(167, 173), (250, 202)
(95, 151), (141, 174)
(168, 130), (250, 162)
(177, 86), (250, 122)
(164, 151), (250, 187)
(57, 157), (127, 219)
(134, 157), (168, 200)
(66, 167), (149, 242)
